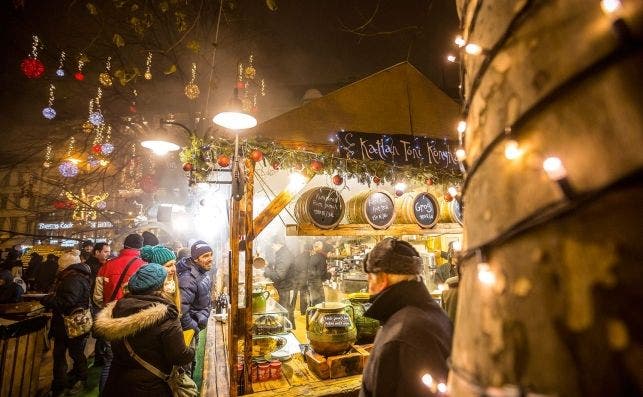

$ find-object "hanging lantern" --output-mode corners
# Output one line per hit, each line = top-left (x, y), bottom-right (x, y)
(185, 83), (200, 100)
(89, 111), (104, 126)
(99, 72), (113, 87)
(42, 107), (56, 120)
(21, 58), (45, 79)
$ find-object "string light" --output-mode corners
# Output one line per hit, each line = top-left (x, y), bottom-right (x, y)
(504, 140), (522, 160)
(454, 35), (465, 47)
(457, 120), (467, 134)
(99, 56), (113, 87)
(56, 51), (66, 77)
(144, 51), (153, 80)
(43, 143), (53, 168)
(600, 0), (622, 15)
(477, 262), (496, 285)
(437, 383), (448, 393)
(447, 54), (457, 63)
(185, 62), (200, 99)
(42, 84), (56, 119)
(447, 186), (459, 197)
(421, 373), (433, 387)
(455, 148), (467, 161)
(465, 43), (483, 55)
(89, 87), (105, 126)
(542, 157), (566, 180)
(75, 53), (86, 80)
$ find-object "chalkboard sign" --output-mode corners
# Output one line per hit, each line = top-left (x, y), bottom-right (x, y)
(308, 187), (344, 228)
(413, 193), (438, 227)
(365, 191), (395, 228)
(323, 313), (352, 328)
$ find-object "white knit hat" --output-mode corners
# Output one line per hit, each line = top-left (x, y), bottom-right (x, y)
(58, 249), (81, 270)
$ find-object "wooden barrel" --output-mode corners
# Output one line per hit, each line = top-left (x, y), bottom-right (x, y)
(438, 197), (463, 225)
(394, 192), (440, 228)
(346, 190), (396, 229)
(294, 187), (345, 229)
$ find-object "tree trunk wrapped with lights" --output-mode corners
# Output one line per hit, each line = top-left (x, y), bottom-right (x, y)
(451, 1), (643, 396)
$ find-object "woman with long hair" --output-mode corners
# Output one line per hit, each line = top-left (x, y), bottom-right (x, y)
(139, 245), (181, 311)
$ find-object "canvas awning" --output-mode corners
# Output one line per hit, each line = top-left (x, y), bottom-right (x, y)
(248, 62), (460, 145)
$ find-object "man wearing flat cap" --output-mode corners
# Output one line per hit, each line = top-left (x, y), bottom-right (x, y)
(360, 238), (452, 397)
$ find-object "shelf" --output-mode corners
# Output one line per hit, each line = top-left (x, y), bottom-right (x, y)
(286, 223), (463, 237)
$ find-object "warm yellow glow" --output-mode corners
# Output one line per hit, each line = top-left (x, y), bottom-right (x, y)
(394, 182), (407, 192)
(437, 383), (448, 393)
(600, 0), (622, 14)
(543, 156), (567, 180)
(477, 263), (496, 285)
(504, 140), (523, 160)
(212, 111), (257, 130)
(465, 43), (483, 55)
(447, 186), (458, 197)
(67, 158), (81, 164)
(447, 54), (457, 63)
(286, 172), (307, 193)
(454, 35), (465, 47)
(421, 373), (433, 387)
(437, 283), (448, 292)
(455, 148), (466, 161)
(451, 240), (462, 252)
(141, 140), (180, 155)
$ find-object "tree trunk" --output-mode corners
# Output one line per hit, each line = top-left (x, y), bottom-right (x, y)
(451, 1), (643, 396)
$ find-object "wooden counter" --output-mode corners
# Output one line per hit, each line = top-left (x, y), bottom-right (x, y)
(201, 314), (361, 397)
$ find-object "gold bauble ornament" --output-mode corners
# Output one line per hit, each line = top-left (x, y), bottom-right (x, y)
(82, 121), (94, 133)
(244, 65), (256, 79)
(99, 72), (113, 87)
(144, 71), (152, 80)
(184, 83), (200, 100)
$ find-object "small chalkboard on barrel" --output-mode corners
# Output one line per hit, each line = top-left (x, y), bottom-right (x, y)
(295, 187), (345, 229)
(346, 190), (396, 229)
(394, 192), (440, 228)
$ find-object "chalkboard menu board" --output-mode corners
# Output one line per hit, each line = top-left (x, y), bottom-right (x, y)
(323, 313), (352, 328)
(307, 187), (344, 228)
(365, 191), (395, 228)
(413, 193), (438, 227)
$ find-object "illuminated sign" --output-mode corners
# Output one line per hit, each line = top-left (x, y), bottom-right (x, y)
(38, 222), (73, 230)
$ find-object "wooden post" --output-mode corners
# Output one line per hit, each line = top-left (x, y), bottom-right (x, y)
(228, 195), (240, 397)
(243, 160), (255, 394)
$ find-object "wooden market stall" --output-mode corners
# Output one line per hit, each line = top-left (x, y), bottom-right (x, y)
(198, 62), (463, 396)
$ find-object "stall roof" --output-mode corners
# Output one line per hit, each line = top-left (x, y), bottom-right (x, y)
(249, 62), (460, 145)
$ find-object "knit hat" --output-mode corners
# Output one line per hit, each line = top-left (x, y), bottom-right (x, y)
(124, 233), (144, 249)
(58, 249), (82, 270)
(128, 263), (167, 294)
(364, 238), (422, 275)
(140, 245), (176, 265)
(141, 231), (159, 246)
(191, 240), (212, 259)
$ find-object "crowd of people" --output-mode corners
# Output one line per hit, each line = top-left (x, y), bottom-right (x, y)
(6, 232), (216, 397)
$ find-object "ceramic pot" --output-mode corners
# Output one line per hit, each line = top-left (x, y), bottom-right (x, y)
(306, 302), (356, 356)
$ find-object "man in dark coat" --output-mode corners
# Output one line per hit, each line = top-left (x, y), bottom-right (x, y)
(0, 269), (23, 303)
(360, 238), (452, 397)
(25, 252), (43, 290)
(307, 241), (329, 307)
(264, 235), (295, 324)
(177, 240), (213, 333)
(94, 263), (194, 397)
(85, 242), (111, 366)
(35, 253), (59, 292)
(291, 242), (311, 318)
(41, 250), (91, 397)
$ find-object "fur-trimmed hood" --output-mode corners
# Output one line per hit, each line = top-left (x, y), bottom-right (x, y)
(93, 294), (177, 341)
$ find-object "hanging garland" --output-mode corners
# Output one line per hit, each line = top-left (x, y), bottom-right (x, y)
(179, 135), (462, 186)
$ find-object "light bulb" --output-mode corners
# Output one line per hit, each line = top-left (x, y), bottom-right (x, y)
(465, 43), (483, 55)
(447, 186), (458, 197)
(457, 120), (467, 134)
(437, 383), (448, 393)
(455, 148), (466, 161)
(543, 156), (567, 180)
(447, 54), (457, 63)
(454, 35), (465, 47)
(421, 373), (433, 387)
(600, 0), (622, 14)
(477, 263), (496, 285)
(394, 182), (407, 192)
(504, 140), (522, 160)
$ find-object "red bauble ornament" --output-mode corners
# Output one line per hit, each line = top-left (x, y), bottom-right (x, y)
(332, 175), (343, 186)
(272, 162), (280, 170)
(217, 154), (230, 168)
(129, 105), (137, 113)
(74, 72), (85, 81)
(250, 149), (263, 162)
(92, 144), (102, 154)
(21, 58), (45, 79)
(140, 175), (159, 193)
(53, 200), (65, 209)
(236, 81), (245, 89)
(373, 176), (381, 185)
(182, 162), (194, 172)
(425, 178), (433, 186)
(444, 192), (454, 202)
(64, 201), (76, 209)
(395, 189), (404, 197)
(310, 160), (323, 172)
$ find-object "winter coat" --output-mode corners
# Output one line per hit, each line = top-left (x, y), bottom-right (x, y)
(0, 269), (23, 304)
(40, 263), (91, 338)
(360, 280), (452, 397)
(93, 248), (145, 307)
(308, 252), (329, 281)
(25, 253), (43, 282)
(176, 257), (212, 332)
(264, 246), (295, 291)
(292, 252), (310, 290)
(35, 255), (59, 292)
(93, 293), (194, 397)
